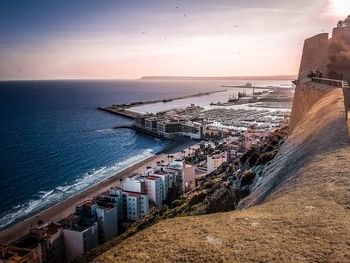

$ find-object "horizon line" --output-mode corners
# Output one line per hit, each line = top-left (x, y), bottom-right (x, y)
(0, 74), (297, 82)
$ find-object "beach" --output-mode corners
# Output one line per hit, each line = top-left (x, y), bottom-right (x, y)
(0, 138), (198, 245)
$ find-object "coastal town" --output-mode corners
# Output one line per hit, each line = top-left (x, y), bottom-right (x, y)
(0, 85), (292, 263)
(1, 1), (349, 262)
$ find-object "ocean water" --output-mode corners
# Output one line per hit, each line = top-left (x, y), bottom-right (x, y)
(0, 79), (291, 229)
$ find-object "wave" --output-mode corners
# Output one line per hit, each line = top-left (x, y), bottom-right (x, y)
(0, 148), (158, 230)
(95, 128), (116, 134)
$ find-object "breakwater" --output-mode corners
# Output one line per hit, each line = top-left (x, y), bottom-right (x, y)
(98, 89), (228, 119)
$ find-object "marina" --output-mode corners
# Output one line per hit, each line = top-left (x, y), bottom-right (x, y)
(99, 84), (293, 142)
(222, 84), (295, 91)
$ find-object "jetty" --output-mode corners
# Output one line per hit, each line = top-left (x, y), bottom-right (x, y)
(98, 89), (227, 120)
(98, 107), (141, 119)
(221, 85), (295, 91)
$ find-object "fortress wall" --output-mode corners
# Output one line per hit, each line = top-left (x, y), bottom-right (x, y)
(332, 26), (350, 43)
(298, 33), (329, 79)
(289, 81), (335, 131)
(239, 83), (349, 209)
(331, 26), (350, 81)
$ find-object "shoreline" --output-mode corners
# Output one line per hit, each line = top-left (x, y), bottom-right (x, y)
(0, 138), (198, 245)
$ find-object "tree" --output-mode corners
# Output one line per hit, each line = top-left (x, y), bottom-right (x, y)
(163, 184), (182, 207)
(337, 15), (350, 27)
(337, 20), (344, 27)
(328, 16), (350, 81)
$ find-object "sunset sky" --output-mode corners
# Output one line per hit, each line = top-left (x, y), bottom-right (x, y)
(0, 0), (349, 80)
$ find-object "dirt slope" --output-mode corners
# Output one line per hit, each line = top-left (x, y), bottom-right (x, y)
(93, 84), (350, 263)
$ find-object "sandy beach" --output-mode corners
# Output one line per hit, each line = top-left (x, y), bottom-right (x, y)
(0, 138), (198, 245)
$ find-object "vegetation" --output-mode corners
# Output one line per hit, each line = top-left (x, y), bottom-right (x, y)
(329, 15), (350, 81)
(337, 15), (350, 27)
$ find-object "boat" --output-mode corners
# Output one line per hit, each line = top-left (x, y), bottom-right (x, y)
(238, 91), (247, 98)
(228, 94), (238, 102)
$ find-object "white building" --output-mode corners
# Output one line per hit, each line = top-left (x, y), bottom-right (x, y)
(153, 172), (170, 200)
(180, 121), (203, 139)
(121, 176), (147, 193)
(169, 159), (184, 170)
(96, 205), (118, 243)
(109, 188), (124, 220)
(207, 152), (227, 173)
(62, 218), (98, 262)
(109, 188), (149, 221)
(144, 176), (163, 207)
(124, 191), (149, 221)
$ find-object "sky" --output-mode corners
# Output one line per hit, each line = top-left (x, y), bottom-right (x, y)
(0, 0), (349, 80)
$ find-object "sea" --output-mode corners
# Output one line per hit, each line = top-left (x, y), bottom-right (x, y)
(0, 79), (292, 230)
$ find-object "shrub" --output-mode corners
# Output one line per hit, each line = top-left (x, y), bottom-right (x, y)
(205, 187), (238, 214)
(240, 170), (256, 187)
(187, 191), (207, 207)
(255, 150), (278, 166)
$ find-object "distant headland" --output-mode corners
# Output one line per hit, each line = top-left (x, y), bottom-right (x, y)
(140, 75), (296, 81)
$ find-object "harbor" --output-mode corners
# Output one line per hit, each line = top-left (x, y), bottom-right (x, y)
(98, 83), (293, 142)
(222, 84), (295, 91)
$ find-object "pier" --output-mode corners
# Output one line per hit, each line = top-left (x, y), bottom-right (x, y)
(221, 85), (295, 91)
(97, 107), (142, 119)
(98, 89), (228, 120)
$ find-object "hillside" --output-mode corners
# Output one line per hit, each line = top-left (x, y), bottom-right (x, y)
(91, 81), (350, 262)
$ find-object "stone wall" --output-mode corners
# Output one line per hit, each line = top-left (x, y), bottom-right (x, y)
(332, 26), (350, 43)
(289, 80), (336, 131)
(298, 33), (329, 79)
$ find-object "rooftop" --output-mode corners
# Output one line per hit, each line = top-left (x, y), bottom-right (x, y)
(77, 199), (96, 207)
(0, 246), (34, 262)
(59, 214), (97, 232)
(12, 235), (38, 250)
(125, 193), (141, 198)
(145, 176), (160, 181)
(123, 190), (147, 196)
(29, 222), (62, 239)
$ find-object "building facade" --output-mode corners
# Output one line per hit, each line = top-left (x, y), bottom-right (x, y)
(96, 205), (118, 244)
(144, 176), (163, 207)
(207, 152), (227, 174)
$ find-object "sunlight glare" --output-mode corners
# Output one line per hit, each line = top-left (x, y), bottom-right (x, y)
(331, 0), (350, 17)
